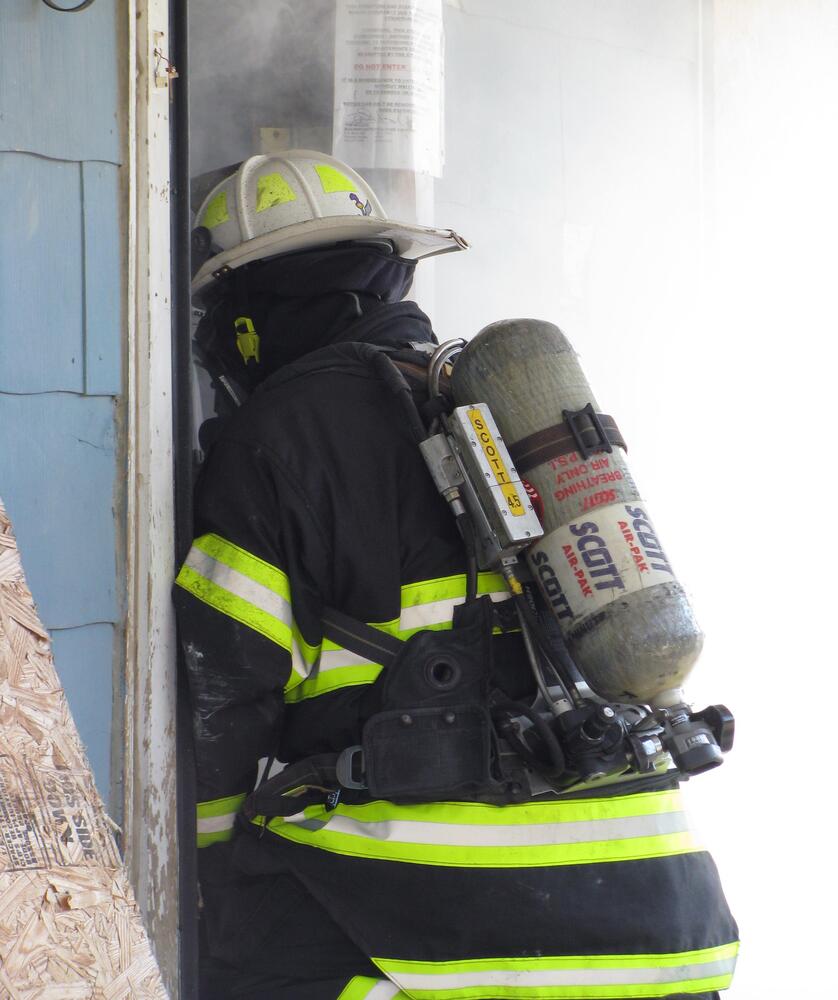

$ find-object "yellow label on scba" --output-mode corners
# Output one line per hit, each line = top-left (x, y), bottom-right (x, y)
(467, 408), (525, 517)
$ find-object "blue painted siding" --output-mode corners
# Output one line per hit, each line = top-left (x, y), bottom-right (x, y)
(51, 624), (116, 797)
(82, 162), (123, 397)
(0, 0), (123, 810)
(0, 393), (119, 628)
(0, 0), (120, 165)
(0, 154), (85, 393)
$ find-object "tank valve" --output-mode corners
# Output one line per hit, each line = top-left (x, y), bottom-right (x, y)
(660, 704), (734, 775)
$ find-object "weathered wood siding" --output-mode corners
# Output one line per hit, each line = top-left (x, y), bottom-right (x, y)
(0, 0), (123, 811)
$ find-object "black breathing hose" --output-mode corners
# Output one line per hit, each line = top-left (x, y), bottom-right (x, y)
(513, 590), (586, 707)
(356, 345), (484, 605)
(455, 513), (479, 603)
(493, 700), (565, 776)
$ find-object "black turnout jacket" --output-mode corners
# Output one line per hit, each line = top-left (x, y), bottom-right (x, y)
(174, 248), (737, 1000)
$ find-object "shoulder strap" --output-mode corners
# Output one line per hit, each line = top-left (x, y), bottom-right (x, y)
(321, 606), (404, 668)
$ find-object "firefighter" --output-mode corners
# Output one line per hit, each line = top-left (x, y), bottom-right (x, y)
(174, 151), (738, 1000)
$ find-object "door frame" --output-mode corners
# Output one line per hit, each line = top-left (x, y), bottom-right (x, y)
(124, 0), (181, 994)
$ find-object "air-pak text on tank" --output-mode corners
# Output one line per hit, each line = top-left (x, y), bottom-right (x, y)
(623, 505), (672, 574)
(616, 520), (649, 572)
(560, 544), (593, 597)
(529, 500), (677, 625)
(531, 550), (574, 621)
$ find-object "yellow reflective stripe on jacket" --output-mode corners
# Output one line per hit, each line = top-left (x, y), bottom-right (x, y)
(175, 533), (316, 691)
(177, 554), (514, 702)
(196, 793), (246, 847)
(338, 976), (408, 1000)
(286, 572), (513, 704)
(398, 572), (509, 633)
(256, 789), (701, 867)
(284, 624), (398, 702)
(373, 942), (739, 999)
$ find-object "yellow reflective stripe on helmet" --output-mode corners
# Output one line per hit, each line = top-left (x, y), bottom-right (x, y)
(315, 163), (358, 194)
(175, 534), (317, 690)
(201, 191), (230, 229)
(257, 790), (702, 867)
(256, 172), (297, 212)
(196, 793), (246, 847)
(373, 942), (739, 999)
(338, 977), (407, 1000)
(286, 573), (514, 703)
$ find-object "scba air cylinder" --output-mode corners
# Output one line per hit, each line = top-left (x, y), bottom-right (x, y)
(450, 319), (703, 708)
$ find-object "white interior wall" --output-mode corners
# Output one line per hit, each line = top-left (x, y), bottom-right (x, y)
(433, 5), (837, 999)
(433, 0), (702, 363)
(434, 5), (838, 998)
(431, 3), (707, 602)
(687, 4), (838, 999)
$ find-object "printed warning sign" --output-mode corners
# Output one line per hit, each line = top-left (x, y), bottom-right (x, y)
(528, 500), (676, 624)
(333, 0), (444, 175)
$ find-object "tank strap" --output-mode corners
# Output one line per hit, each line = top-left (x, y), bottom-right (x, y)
(507, 403), (626, 472)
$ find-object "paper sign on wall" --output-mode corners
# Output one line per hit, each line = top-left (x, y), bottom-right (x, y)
(333, 0), (444, 176)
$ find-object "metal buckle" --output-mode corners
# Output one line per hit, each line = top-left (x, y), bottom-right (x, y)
(336, 746), (367, 790)
(562, 403), (613, 461)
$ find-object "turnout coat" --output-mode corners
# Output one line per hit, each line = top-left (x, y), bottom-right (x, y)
(174, 252), (737, 1000)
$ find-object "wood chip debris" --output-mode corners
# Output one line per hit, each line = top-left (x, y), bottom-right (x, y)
(0, 497), (168, 999)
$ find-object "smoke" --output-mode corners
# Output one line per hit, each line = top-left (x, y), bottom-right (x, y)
(189, 0), (336, 179)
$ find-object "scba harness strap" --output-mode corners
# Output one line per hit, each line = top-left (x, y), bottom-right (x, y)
(243, 597), (536, 821)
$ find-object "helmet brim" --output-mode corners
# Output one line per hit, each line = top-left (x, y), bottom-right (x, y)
(191, 216), (469, 300)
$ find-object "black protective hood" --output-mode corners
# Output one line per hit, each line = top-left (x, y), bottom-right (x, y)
(194, 245), (435, 398)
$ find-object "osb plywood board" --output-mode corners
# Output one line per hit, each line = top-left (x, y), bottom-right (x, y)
(0, 497), (168, 999)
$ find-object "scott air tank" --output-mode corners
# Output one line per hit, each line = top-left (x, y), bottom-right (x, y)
(450, 318), (703, 708)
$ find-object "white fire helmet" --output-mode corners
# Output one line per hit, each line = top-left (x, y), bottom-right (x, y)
(191, 150), (469, 300)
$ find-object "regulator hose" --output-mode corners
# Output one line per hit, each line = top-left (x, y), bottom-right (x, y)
(514, 590), (587, 708)
(493, 700), (565, 777)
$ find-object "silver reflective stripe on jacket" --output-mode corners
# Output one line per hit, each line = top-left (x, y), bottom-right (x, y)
(375, 942), (739, 998)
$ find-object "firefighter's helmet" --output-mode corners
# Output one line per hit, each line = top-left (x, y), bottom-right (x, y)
(191, 150), (468, 299)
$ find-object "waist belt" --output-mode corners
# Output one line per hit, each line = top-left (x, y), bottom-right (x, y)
(242, 598), (682, 824)
(244, 596), (542, 821)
